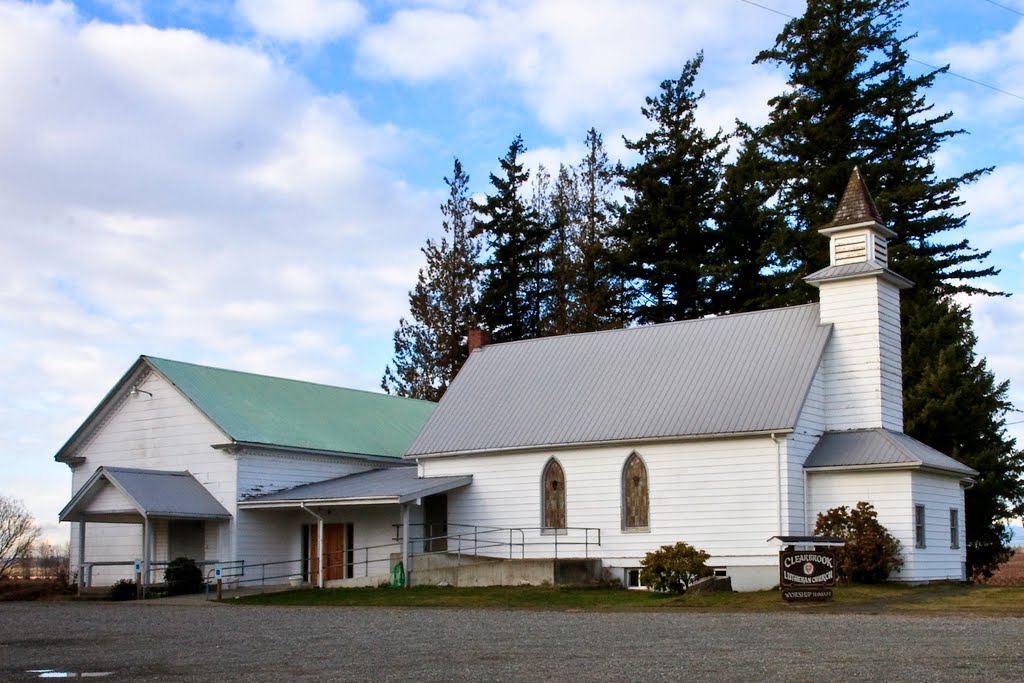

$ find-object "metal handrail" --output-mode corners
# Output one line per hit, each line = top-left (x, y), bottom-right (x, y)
(394, 523), (602, 561)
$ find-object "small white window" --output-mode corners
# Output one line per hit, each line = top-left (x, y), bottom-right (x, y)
(914, 504), (926, 549)
(949, 509), (960, 549)
(625, 568), (645, 590)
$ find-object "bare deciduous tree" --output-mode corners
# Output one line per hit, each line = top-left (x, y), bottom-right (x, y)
(0, 494), (40, 580)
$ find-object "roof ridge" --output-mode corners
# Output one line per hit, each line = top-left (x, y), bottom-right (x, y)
(143, 355), (434, 405)
(476, 303), (822, 351)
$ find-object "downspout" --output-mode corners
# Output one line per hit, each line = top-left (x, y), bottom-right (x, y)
(771, 433), (783, 537)
(401, 503), (410, 589)
(300, 503), (325, 589)
(143, 514), (152, 590)
(803, 469), (810, 535)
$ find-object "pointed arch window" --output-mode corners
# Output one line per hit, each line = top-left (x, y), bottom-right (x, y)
(542, 458), (566, 529)
(622, 452), (649, 531)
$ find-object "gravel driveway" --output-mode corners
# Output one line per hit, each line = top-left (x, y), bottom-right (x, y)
(1, 601), (1021, 681)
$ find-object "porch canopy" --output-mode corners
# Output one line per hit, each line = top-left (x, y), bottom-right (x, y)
(236, 467), (472, 509)
(238, 467), (472, 587)
(60, 466), (232, 586)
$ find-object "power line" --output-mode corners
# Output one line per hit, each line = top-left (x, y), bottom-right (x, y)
(736, 0), (1024, 101)
(981, 0), (1024, 19)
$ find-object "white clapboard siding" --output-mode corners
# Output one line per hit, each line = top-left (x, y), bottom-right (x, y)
(422, 436), (785, 574)
(908, 471), (967, 581)
(817, 276), (903, 431)
(234, 451), (391, 572)
(782, 363), (828, 536)
(68, 371), (236, 585)
(236, 451), (382, 499)
(806, 469), (950, 582)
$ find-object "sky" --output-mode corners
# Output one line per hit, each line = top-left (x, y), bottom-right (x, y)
(1, 0), (1022, 543)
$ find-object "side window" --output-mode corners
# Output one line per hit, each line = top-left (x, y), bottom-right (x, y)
(914, 504), (926, 549)
(949, 508), (960, 549)
(542, 458), (566, 529)
(622, 452), (650, 531)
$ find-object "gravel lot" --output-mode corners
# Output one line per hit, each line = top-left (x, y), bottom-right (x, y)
(1, 601), (1022, 681)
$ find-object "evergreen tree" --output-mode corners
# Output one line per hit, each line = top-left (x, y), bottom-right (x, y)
(711, 129), (783, 314)
(574, 128), (623, 331)
(752, 0), (903, 304)
(544, 163), (580, 336)
(902, 294), (1021, 578)
(616, 52), (728, 324)
(473, 135), (548, 342)
(382, 158), (480, 401)
(747, 0), (1021, 576)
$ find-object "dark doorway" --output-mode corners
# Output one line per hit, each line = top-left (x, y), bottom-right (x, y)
(423, 494), (448, 552)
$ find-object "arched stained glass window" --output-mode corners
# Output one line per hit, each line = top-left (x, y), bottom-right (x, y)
(542, 458), (566, 529)
(622, 452), (649, 530)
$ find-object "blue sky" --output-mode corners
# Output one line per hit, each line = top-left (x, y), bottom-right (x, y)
(1, 0), (1022, 541)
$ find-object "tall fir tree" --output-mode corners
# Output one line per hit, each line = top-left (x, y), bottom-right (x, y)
(711, 128), (784, 314)
(616, 52), (728, 323)
(473, 135), (549, 342)
(382, 158), (480, 401)
(747, 0), (1021, 576)
(544, 163), (580, 335)
(574, 128), (624, 331)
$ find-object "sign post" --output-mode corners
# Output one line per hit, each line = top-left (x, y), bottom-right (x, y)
(133, 559), (142, 600)
(214, 563), (223, 601)
(769, 536), (845, 603)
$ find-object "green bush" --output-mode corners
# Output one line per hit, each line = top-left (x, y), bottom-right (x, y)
(164, 557), (204, 595)
(109, 578), (137, 601)
(639, 542), (712, 594)
(814, 501), (903, 583)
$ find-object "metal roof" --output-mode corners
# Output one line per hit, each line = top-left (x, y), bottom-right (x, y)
(59, 466), (232, 522)
(238, 467), (473, 507)
(804, 429), (977, 476)
(408, 304), (831, 456)
(804, 262), (913, 289)
(143, 356), (435, 458)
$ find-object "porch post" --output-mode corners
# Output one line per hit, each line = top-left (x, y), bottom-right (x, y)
(317, 517), (324, 589)
(401, 503), (410, 589)
(143, 515), (152, 589)
(77, 521), (86, 589)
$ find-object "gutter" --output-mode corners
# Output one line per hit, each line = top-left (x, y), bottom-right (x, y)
(410, 428), (796, 460)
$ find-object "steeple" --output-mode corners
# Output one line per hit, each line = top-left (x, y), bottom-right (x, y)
(804, 168), (911, 433)
(824, 166), (884, 230)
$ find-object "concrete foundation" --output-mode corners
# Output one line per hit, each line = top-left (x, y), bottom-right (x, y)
(392, 553), (604, 587)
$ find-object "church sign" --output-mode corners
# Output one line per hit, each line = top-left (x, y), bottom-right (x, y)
(779, 549), (836, 602)
(769, 536), (844, 603)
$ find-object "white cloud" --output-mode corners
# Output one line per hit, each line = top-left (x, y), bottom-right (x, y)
(236, 0), (365, 43)
(356, 0), (802, 134)
(0, 1), (436, 531)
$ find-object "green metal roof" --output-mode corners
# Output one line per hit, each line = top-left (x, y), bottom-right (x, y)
(145, 356), (435, 459)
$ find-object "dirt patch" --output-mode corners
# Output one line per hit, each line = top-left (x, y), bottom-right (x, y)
(983, 550), (1024, 586)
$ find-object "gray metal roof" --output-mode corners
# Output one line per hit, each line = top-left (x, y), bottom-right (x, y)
(238, 467), (473, 507)
(408, 304), (831, 456)
(804, 262), (913, 289)
(60, 467), (232, 522)
(804, 429), (977, 476)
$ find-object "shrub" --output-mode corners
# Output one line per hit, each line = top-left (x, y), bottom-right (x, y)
(639, 542), (712, 594)
(109, 578), (137, 601)
(814, 501), (903, 583)
(164, 557), (204, 595)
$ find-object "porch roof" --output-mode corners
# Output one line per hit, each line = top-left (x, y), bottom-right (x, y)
(237, 467), (473, 508)
(804, 429), (978, 477)
(60, 466), (233, 523)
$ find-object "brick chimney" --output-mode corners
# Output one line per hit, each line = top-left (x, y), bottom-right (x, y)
(467, 328), (491, 354)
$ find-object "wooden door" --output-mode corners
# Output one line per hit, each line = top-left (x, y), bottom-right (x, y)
(308, 524), (347, 584)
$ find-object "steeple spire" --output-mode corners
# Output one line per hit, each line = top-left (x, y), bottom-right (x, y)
(824, 166), (883, 230)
